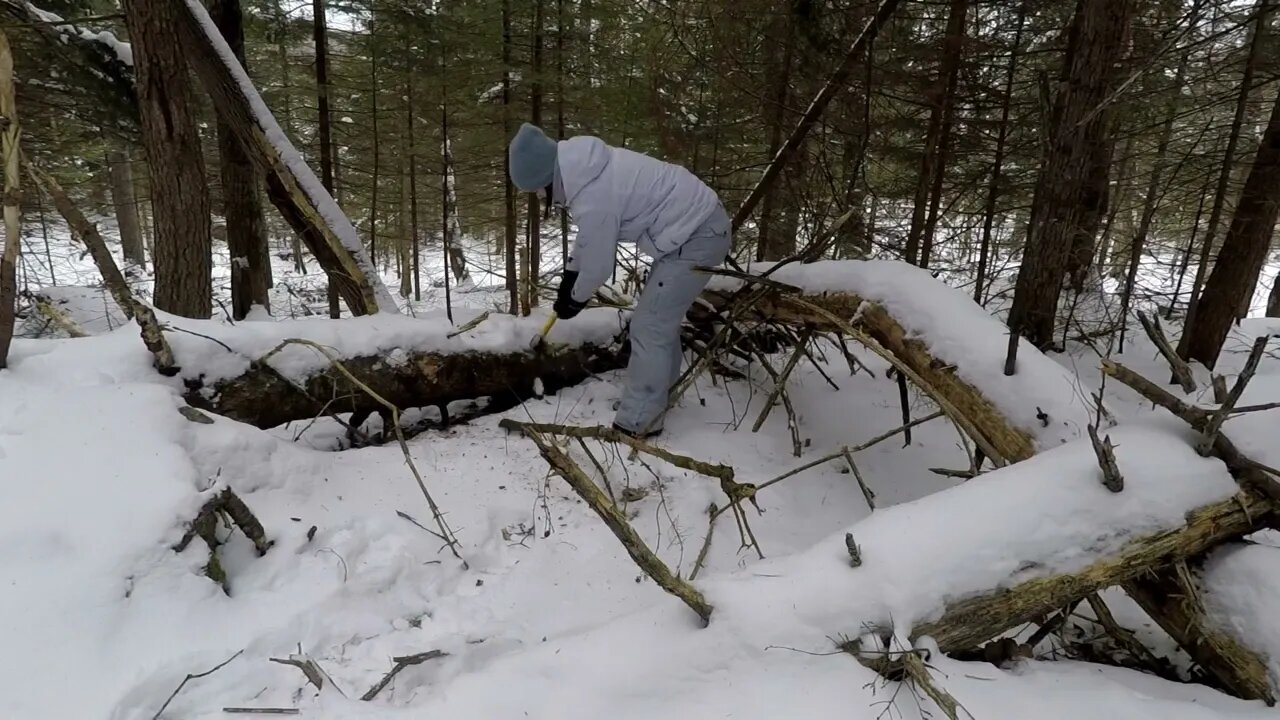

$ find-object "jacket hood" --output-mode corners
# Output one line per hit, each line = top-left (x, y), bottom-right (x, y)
(557, 136), (611, 204)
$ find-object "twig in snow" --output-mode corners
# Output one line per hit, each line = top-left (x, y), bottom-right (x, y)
(1137, 311), (1196, 393)
(845, 533), (862, 567)
(395, 509), (449, 543)
(1085, 593), (1165, 671)
(151, 649), (244, 720)
(576, 436), (616, 502)
(498, 419), (734, 482)
(269, 650), (344, 697)
(746, 344), (804, 456)
(222, 709), (300, 715)
(842, 449), (876, 510)
(512, 424), (714, 624)
(1087, 424), (1124, 493)
(689, 502), (718, 581)
(1197, 336), (1269, 456)
(360, 649), (448, 701)
(1229, 401), (1280, 415)
(445, 310), (490, 338)
(262, 339), (464, 565)
(164, 323), (235, 354)
(896, 372), (912, 446)
(751, 328), (812, 433)
(929, 467), (977, 480)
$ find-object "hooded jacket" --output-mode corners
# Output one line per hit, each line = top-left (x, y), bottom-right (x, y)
(555, 136), (723, 303)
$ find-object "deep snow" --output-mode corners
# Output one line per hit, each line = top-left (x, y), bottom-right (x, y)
(4, 222), (1280, 719)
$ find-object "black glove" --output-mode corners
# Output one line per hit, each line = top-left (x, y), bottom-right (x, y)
(554, 270), (587, 319)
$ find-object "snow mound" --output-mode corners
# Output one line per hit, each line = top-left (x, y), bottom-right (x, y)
(1203, 543), (1280, 688)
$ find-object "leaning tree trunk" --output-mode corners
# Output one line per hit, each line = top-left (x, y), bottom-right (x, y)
(1006, 0), (1133, 349)
(1185, 89), (1280, 368)
(108, 149), (146, 269)
(211, 0), (270, 320)
(1178, 0), (1271, 360)
(0, 29), (17, 369)
(123, 0), (212, 319)
(171, 0), (397, 316)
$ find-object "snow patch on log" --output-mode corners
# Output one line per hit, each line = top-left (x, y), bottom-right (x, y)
(170, 307), (629, 385)
(709, 259), (1094, 451)
(709, 424), (1240, 642)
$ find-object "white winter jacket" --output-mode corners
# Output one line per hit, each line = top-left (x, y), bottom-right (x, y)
(554, 136), (723, 303)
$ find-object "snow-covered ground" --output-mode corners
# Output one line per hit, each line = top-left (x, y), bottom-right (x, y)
(3, 220), (1280, 719)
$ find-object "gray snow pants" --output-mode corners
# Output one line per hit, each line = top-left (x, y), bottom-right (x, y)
(614, 205), (732, 434)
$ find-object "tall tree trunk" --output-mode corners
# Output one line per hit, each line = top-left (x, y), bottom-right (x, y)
(1168, 185), (1209, 318)
(557, 0), (569, 266)
(1064, 127), (1113, 290)
(397, 126), (411, 299)
(1117, 48), (1192, 351)
(756, 1), (796, 262)
(274, 0), (304, 274)
(0, 29), (17, 369)
(975, 1), (1027, 303)
(122, 0), (212, 318)
(1100, 138), (1135, 278)
(1185, 90), (1280, 367)
(108, 149), (146, 269)
(526, 0), (544, 310)
(313, 0), (340, 318)
(407, 62), (420, 303)
(369, 16), (381, 278)
(1178, 0), (1271, 360)
(439, 64), (467, 285)
(1005, 0), (1133, 350)
(502, 0), (518, 314)
(908, 0), (969, 268)
(212, 0), (270, 320)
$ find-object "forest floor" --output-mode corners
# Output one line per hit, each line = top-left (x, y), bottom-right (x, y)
(3, 223), (1280, 719)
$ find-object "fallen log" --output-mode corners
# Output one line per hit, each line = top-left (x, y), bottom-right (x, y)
(184, 339), (626, 430)
(912, 491), (1272, 652)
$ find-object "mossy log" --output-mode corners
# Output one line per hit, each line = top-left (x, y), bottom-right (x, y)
(910, 491), (1273, 654)
(185, 343), (626, 429)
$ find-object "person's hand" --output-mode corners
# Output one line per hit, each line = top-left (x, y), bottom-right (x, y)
(554, 270), (587, 319)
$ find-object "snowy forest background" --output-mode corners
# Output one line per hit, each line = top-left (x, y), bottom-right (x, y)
(3, 0), (1280, 719)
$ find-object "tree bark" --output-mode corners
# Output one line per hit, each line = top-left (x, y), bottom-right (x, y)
(408, 65), (420, 303)
(1179, 0), (1271, 360)
(0, 29), (17, 369)
(1267, 273), (1280, 317)
(312, 0), (340, 318)
(123, 0), (212, 319)
(756, 1), (796, 262)
(1186, 89), (1280, 367)
(1006, 0), (1133, 348)
(108, 149), (146, 269)
(212, 0), (270, 320)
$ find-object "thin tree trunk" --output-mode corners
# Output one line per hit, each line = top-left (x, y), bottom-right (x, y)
(975, 1), (1027, 303)
(756, 1), (796, 262)
(0, 29), (17, 369)
(369, 17), (381, 278)
(397, 128), (411, 299)
(908, 0), (969, 268)
(108, 149), (145, 269)
(1101, 138), (1135, 278)
(557, 0), (569, 266)
(313, 0), (340, 318)
(502, 0), (518, 314)
(526, 0), (544, 310)
(1117, 48), (1192, 351)
(440, 57), (453, 322)
(1267, 272), (1280, 317)
(275, 0), (304, 274)
(1169, 185), (1209, 319)
(123, 0), (212, 319)
(1005, 0), (1134, 349)
(212, 0), (270, 320)
(1186, 90), (1280, 367)
(407, 63), (420, 303)
(1178, 0), (1271, 360)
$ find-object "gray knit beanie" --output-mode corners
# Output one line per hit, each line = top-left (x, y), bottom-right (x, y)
(508, 123), (558, 192)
